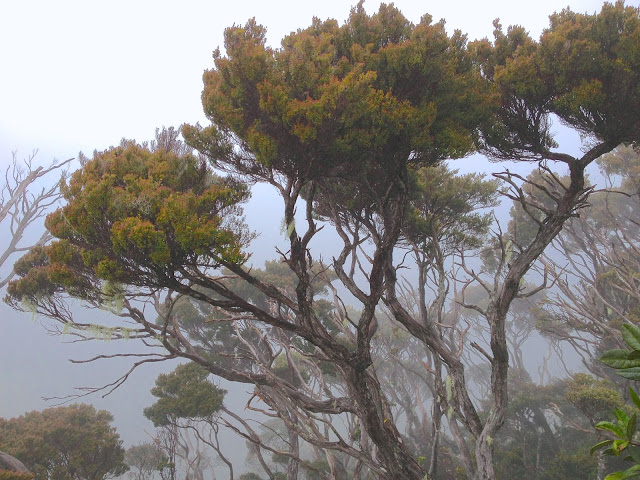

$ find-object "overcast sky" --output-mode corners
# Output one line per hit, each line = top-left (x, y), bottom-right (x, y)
(0, 0), (615, 165)
(0, 0), (626, 463)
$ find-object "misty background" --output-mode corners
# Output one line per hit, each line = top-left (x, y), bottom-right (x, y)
(0, 0), (619, 474)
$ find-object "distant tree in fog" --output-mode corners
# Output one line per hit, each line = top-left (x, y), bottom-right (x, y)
(0, 151), (72, 290)
(0, 404), (127, 480)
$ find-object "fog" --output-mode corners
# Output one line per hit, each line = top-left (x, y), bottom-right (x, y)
(1, 0), (634, 478)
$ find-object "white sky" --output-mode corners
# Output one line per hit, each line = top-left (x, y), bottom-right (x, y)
(0, 0), (618, 165)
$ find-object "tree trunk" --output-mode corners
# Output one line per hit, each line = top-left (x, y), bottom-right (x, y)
(473, 430), (496, 480)
(597, 450), (607, 480)
(286, 418), (300, 480)
(449, 418), (476, 479)
(346, 364), (427, 480)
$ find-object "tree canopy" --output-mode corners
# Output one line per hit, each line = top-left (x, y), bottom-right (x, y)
(0, 404), (127, 480)
(144, 362), (226, 427)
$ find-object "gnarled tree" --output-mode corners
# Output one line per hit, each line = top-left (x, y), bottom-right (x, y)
(6, 3), (640, 479)
(0, 152), (72, 289)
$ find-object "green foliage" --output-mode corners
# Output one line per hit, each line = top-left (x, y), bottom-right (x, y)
(271, 453), (288, 465)
(0, 404), (127, 480)
(473, 1), (640, 160)
(593, 324), (640, 479)
(602, 325), (640, 380)
(6, 140), (250, 308)
(125, 442), (167, 480)
(494, 446), (598, 480)
(0, 471), (34, 480)
(591, 393), (640, 480)
(144, 362), (226, 427)
(302, 459), (330, 480)
(566, 373), (625, 424)
(542, 2), (640, 142)
(491, 371), (601, 480)
(537, 451), (598, 480)
(183, 3), (490, 195)
(403, 164), (501, 253)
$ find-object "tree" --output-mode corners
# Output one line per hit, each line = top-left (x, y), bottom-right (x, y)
(144, 363), (225, 480)
(238, 474), (263, 480)
(125, 442), (166, 480)
(0, 404), (127, 480)
(459, 3), (640, 476)
(533, 146), (640, 380)
(0, 152), (72, 289)
(487, 373), (601, 480)
(5, 3), (640, 480)
(7, 7), (486, 479)
(144, 363), (226, 428)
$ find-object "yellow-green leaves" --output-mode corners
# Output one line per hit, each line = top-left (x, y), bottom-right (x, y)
(189, 5), (488, 187)
(541, 2), (640, 142)
(7, 140), (250, 306)
(111, 217), (171, 265)
(475, 2), (640, 160)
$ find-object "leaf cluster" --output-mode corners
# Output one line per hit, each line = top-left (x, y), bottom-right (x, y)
(601, 325), (640, 381)
(183, 2), (490, 192)
(473, 1), (640, 159)
(402, 163), (501, 253)
(143, 362), (226, 427)
(6, 142), (251, 308)
(566, 373), (625, 424)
